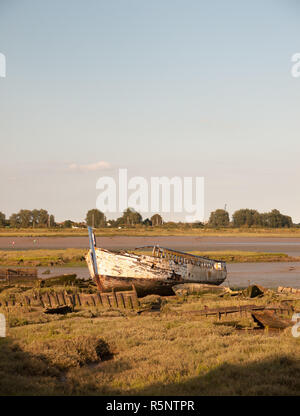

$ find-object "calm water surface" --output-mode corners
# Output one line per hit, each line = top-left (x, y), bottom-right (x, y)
(2, 236), (300, 256)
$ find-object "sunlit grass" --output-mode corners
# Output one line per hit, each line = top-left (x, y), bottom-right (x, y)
(0, 287), (299, 396)
(0, 248), (298, 267)
(0, 248), (87, 267)
(188, 251), (293, 263)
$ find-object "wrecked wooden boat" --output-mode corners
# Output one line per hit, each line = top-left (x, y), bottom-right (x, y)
(86, 227), (227, 296)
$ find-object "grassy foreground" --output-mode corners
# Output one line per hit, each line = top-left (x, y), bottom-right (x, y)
(0, 287), (299, 396)
(0, 249), (298, 267)
(1, 227), (300, 237)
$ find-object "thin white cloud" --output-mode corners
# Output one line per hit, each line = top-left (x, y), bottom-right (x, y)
(68, 161), (111, 172)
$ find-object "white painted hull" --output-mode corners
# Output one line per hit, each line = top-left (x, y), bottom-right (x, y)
(86, 248), (227, 296)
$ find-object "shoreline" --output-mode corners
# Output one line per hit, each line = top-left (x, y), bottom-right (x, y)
(1, 227), (300, 238)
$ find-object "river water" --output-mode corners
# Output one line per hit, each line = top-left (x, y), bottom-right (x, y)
(2, 236), (300, 256)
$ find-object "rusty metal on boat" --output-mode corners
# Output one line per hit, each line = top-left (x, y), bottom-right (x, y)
(86, 227), (227, 296)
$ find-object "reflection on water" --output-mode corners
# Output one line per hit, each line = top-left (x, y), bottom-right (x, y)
(38, 266), (90, 280)
(37, 262), (300, 289)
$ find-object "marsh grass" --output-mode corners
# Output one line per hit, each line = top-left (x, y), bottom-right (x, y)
(0, 248), (297, 268)
(188, 251), (293, 263)
(0, 286), (299, 396)
(0, 248), (86, 267)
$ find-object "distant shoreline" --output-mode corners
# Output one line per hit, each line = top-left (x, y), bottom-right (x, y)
(1, 227), (300, 238)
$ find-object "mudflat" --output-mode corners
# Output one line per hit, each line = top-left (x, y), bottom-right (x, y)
(1, 236), (300, 256)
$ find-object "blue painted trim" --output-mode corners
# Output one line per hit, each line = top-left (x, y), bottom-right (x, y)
(88, 226), (99, 276)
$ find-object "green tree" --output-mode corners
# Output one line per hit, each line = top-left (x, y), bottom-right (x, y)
(150, 214), (163, 226)
(38, 209), (50, 227)
(0, 212), (6, 227)
(86, 209), (106, 228)
(49, 215), (55, 227)
(9, 209), (54, 228)
(232, 209), (261, 227)
(9, 213), (19, 228)
(63, 220), (73, 228)
(252, 211), (263, 227)
(18, 210), (32, 227)
(261, 209), (293, 228)
(31, 209), (40, 227)
(282, 215), (293, 228)
(121, 208), (142, 226)
(209, 209), (230, 227)
(232, 208), (293, 228)
(32, 209), (50, 227)
(114, 217), (124, 227)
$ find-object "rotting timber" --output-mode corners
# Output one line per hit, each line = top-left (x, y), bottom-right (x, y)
(86, 227), (227, 296)
(0, 287), (139, 311)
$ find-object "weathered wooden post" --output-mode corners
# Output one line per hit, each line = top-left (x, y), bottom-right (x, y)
(0, 314), (6, 338)
(88, 226), (104, 292)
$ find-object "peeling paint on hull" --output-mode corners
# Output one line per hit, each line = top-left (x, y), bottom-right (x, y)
(98, 275), (179, 296)
(86, 247), (227, 296)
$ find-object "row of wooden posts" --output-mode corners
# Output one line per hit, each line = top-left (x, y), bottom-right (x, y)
(0, 287), (140, 310)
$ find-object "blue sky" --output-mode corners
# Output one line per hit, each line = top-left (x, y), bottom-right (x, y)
(0, 0), (300, 222)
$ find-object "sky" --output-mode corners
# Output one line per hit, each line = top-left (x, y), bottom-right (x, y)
(0, 0), (300, 223)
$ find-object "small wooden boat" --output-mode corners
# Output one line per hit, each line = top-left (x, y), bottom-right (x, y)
(86, 227), (227, 296)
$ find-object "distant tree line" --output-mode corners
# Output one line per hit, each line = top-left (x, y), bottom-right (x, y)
(209, 208), (293, 228)
(0, 207), (165, 229)
(0, 207), (296, 229)
(0, 209), (55, 228)
(85, 208), (164, 228)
